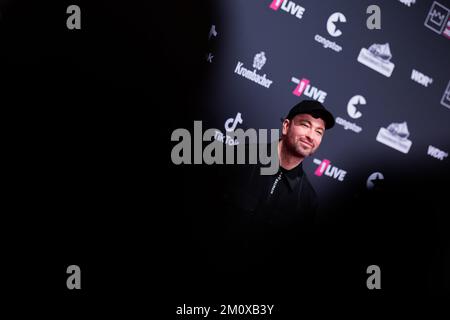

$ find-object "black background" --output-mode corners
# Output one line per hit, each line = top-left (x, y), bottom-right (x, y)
(2, 0), (448, 318)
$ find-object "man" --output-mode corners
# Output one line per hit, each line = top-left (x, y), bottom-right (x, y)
(275, 99), (335, 209)
(212, 100), (335, 278)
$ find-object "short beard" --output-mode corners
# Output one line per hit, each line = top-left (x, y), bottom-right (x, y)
(284, 137), (310, 159)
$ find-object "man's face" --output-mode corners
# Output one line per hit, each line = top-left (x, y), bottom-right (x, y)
(282, 113), (325, 158)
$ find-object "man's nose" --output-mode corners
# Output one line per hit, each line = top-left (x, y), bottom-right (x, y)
(304, 129), (314, 140)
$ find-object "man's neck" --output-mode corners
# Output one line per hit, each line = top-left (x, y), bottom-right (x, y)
(278, 140), (304, 171)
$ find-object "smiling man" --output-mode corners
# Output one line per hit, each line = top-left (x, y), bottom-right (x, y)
(260, 99), (335, 225)
(211, 100), (335, 279)
(279, 100), (333, 170)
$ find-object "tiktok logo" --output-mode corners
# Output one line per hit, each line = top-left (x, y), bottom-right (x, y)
(224, 113), (243, 132)
(214, 113), (244, 146)
(313, 158), (347, 181)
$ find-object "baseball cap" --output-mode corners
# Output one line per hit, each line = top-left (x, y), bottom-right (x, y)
(283, 100), (335, 129)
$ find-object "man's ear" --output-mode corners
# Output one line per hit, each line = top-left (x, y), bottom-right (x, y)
(282, 119), (290, 136)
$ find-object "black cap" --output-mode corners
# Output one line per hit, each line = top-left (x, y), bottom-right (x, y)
(284, 100), (335, 129)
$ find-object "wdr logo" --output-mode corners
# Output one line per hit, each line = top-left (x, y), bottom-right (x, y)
(214, 113), (243, 146)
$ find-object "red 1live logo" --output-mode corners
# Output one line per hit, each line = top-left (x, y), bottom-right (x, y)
(313, 158), (347, 182)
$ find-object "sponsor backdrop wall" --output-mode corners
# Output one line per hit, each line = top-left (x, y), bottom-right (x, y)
(196, 0), (450, 214)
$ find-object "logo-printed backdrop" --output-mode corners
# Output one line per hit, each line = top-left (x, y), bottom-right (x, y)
(198, 0), (450, 212)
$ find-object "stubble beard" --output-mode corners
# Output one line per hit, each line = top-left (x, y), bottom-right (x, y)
(287, 136), (313, 159)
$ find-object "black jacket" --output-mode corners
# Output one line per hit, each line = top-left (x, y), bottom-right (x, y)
(210, 144), (319, 276)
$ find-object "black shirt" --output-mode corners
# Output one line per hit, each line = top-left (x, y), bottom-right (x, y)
(225, 157), (317, 228)
(264, 161), (306, 221)
(216, 144), (319, 274)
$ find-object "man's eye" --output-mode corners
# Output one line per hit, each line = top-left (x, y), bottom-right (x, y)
(301, 123), (309, 127)
(316, 131), (323, 136)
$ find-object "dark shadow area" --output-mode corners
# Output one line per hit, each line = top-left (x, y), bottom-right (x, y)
(170, 158), (449, 315)
(2, 0), (214, 315)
